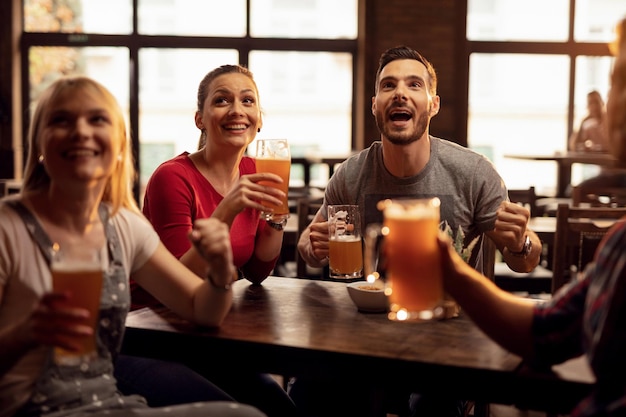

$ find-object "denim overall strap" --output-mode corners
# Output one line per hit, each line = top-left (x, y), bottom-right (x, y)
(9, 201), (134, 417)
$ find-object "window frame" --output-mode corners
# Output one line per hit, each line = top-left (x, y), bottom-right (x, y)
(465, 1), (613, 150)
(19, 0), (358, 201)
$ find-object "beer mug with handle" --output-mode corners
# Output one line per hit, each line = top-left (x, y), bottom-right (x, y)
(364, 198), (444, 322)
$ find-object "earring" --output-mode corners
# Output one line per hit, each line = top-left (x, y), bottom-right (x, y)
(257, 128), (261, 133)
(38, 155), (44, 163)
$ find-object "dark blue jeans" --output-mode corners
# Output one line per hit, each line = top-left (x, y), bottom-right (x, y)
(115, 355), (298, 417)
(114, 355), (234, 404)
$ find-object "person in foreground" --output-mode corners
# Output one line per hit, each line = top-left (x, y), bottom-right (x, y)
(0, 76), (265, 417)
(117, 64), (297, 417)
(440, 17), (626, 417)
(292, 45), (541, 416)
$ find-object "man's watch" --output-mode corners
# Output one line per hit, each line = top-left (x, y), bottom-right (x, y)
(266, 217), (288, 231)
(509, 235), (532, 258)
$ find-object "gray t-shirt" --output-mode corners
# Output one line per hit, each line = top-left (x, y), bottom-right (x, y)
(322, 137), (507, 272)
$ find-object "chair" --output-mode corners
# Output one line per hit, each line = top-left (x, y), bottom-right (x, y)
(0, 179), (22, 198)
(551, 203), (626, 293)
(295, 196), (328, 278)
(508, 186), (540, 218)
(572, 184), (626, 208)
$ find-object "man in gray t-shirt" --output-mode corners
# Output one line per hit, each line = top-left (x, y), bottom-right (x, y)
(292, 45), (542, 417)
(298, 47), (541, 278)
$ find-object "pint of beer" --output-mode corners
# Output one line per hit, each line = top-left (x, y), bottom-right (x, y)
(51, 244), (103, 364)
(364, 198), (443, 322)
(255, 139), (291, 221)
(328, 204), (363, 279)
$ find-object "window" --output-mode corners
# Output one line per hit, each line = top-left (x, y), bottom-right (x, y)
(22, 0), (357, 202)
(467, 0), (622, 197)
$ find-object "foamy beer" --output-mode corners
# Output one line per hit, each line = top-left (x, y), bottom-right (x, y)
(255, 139), (291, 222)
(328, 204), (363, 279)
(51, 244), (103, 364)
(364, 198), (443, 322)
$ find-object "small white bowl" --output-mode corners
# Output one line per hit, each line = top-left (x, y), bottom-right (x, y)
(346, 281), (388, 313)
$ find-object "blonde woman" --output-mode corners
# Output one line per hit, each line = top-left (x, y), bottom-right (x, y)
(0, 76), (265, 417)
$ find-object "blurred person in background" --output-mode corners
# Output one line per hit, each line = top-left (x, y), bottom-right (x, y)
(569, 90), (626, 202)
(569, 90), (609, 153)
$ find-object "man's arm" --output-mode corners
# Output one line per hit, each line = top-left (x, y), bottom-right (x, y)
(296, 210), (330, 268)
(487, 201), (542, 273)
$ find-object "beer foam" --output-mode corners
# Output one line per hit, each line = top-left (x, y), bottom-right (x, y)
(384, 204), (438, 220)
(330, 235), (361, 242)
(52, 261), (102, 272)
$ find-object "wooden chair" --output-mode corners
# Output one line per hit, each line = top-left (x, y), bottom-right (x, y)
(551, 203), (626, 293)
(572, 184), (626, 208)
(295, 196), (328, 278)
(508, 186), (540, 218)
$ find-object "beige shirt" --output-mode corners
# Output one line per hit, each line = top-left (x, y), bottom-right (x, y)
(0, 198), (159, 417)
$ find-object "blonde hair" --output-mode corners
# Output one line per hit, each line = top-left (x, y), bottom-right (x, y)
(22, 76), (139, 214)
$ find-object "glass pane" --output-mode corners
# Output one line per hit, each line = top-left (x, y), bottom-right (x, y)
(29, 46), (129, 110)
(468, 54), (569, 196)
(574, 0), (626, 42)
(138, 0), (246, 36)
(138, 49), (238, 194)
(249, 50), (353, 187)
(250, 0), (357, 39)
(24, 0), (132, 34)
(467, 0), (569, 41)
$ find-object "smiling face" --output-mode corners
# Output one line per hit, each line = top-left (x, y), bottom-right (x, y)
(196, 72), (262, 149)
(371, 59), (440, 146)
(38, 86), (120, 189)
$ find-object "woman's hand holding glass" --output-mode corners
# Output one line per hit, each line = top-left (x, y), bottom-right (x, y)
(214, 172), (287, 224)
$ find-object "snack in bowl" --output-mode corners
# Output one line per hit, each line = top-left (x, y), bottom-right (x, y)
(346, 280), (388, 313)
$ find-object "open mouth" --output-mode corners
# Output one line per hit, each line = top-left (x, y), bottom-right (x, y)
(224, 123), (249, 132)
(389, 110), (412, 121)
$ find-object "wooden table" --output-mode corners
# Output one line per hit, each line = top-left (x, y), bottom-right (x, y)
(123, 276), (593, 414)
(505, 152), (618, 198)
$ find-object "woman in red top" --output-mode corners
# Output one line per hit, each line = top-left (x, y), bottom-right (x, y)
(136, 64), (286, 309)
(116, 65), (298, 417)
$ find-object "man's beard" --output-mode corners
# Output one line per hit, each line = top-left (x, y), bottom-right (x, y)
(375, 107), (430, 146)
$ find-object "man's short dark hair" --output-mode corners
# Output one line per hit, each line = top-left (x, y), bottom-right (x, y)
(375, 46), (438, 96)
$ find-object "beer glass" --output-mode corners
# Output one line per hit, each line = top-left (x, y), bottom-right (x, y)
(328, 204), (363, 279)
(51, 244), (104, 364)
(255, 139), (291, 222)
(364, 198), (443, 322)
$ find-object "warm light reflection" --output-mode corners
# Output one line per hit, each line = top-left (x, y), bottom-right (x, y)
(610, 21), (622, 56)
(366, 272), (378, 283)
